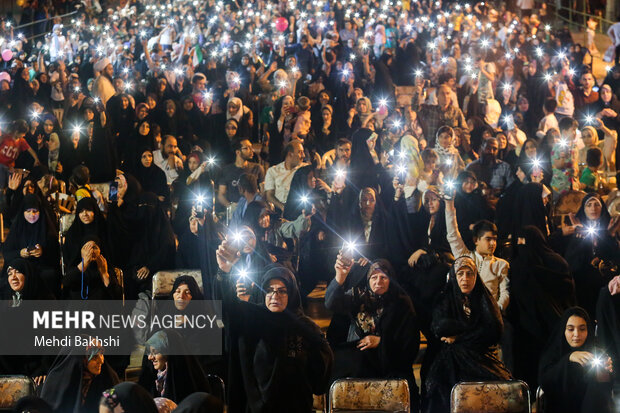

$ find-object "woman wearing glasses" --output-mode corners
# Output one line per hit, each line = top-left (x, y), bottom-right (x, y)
(216, 238), (332, 413)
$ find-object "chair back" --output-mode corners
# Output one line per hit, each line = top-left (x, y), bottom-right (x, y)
(151, 270), (203, 299)
(450, 380), (530, 413)
(329, 378), (410, 412)
(206, 374), (225, 404)
(0, 375), (35, 410)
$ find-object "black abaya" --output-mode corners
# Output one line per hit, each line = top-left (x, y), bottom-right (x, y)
(539, 307), (614, 413)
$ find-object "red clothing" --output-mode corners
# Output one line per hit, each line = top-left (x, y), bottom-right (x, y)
(0, 135), (31, 167)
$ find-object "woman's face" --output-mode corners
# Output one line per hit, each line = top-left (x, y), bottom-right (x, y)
(241, 234), (256, 254)
(437, 131), (452, 149)
(424, 192), (441, 215)
(228, 101), (240, 116)
(581, 129), (595, 147)
(360, 190), (376, 219)
(369, 270), (389, 295)
(496, 133), (507, 149)
(584, 198), (602, 221)
(456, 265), (476, 294)
(518, 99), (529, 112)
(139, 121), (150, 136)
(165, 102), (175, 117)
(265, 279), (288, 313)
(147, 96), (157, 109)
(24, 208), (40, 224)
(7, 267), (25, 292)
(23, 180), (36, 195)
(307, 171), (316, 189)
(173, 283), (192, 311)
(188, 156), (200, 172)
(358, 100), (368, 113)
(282, 96), (294, 111)
(141, 151), (154, 168)
(520, 142), (535, 159)
(120, 96), (129, 110)
(183, 100), (193, 111)
(148, 350), (167, 371)
(600, 87), (612, 104)
(43, 120), (54, 134)
(138, 106), (149, 120)
(319, 92), (329, 105)
(461, 177), (477, 194)
(225, 122), (238, 138)
(84, 108), (95, 121)
(79, 208), (95, 225)
(85, 353), (104, 375)
(322, 109), (332, 124)
(565, 315), (588, 348)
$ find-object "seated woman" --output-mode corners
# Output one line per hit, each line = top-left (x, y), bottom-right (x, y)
(425, 256), (511, 413)
(1, 258), (55, 304)
(539, 307), (614, 413)
(64, 197), (109, 268)
(216, 239), (332, 412)
(40, 341), (120, 413)
(128, 192), (176, 297)
(99, 382), (158, 413)
(138, 330), (211, 404)
(325, 256), (420, 410)
(62, 235), (122, 300)
(133, 147), (170, 205)
(564, 193), (619, 317)
(2, 194), (60, 296)
(0, 258), (54, 381)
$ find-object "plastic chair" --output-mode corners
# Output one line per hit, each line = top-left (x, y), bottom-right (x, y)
(206, 374), (225, 404)
(535, 387), (546, 413)
(329, 378), (410, 412)
(0, 375), (35, 409)
(151, 270), (203, 299)
(449, 380), (530, 413)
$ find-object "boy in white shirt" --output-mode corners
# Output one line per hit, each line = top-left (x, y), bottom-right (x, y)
(536, 97), (559, 139)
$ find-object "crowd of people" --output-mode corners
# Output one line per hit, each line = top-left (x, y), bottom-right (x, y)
(0, 0), (619, 411)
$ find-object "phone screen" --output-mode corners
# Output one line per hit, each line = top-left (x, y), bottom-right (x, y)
(109, 182), (118, 202)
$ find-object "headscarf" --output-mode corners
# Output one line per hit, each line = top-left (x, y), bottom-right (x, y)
(355, 97), (373, 126)
(101, 382), (158, 413)
(5, 194), (51, 252)
(539, 307), (595, 367)
(65, 197), (107, 266)
(40, 344), (120, 413)
(140, 330), (211, 403)
(575, 192), (611, 229)
(512, 182), (550, 238)
(350, 128), (381, 191)
(172, 392), (224, 413)
(3, 258), (53, 302)
(282, 164), (315, 221)
(259, 264), (304, 316)
(226, 97), (244, 122)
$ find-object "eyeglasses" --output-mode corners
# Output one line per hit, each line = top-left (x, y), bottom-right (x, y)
(266, 288), (288, 297)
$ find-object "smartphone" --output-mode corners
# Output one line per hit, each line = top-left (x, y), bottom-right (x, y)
(109, 181), (118, 202)
(341, 242), (355, 267)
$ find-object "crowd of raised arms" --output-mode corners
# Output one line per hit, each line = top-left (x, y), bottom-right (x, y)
(0, 0), (619, 411)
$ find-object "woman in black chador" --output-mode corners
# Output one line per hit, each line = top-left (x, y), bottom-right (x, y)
(539, 307), (614, 413)
(40, 343), (120, 413)
(424, 256), (511, 413)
